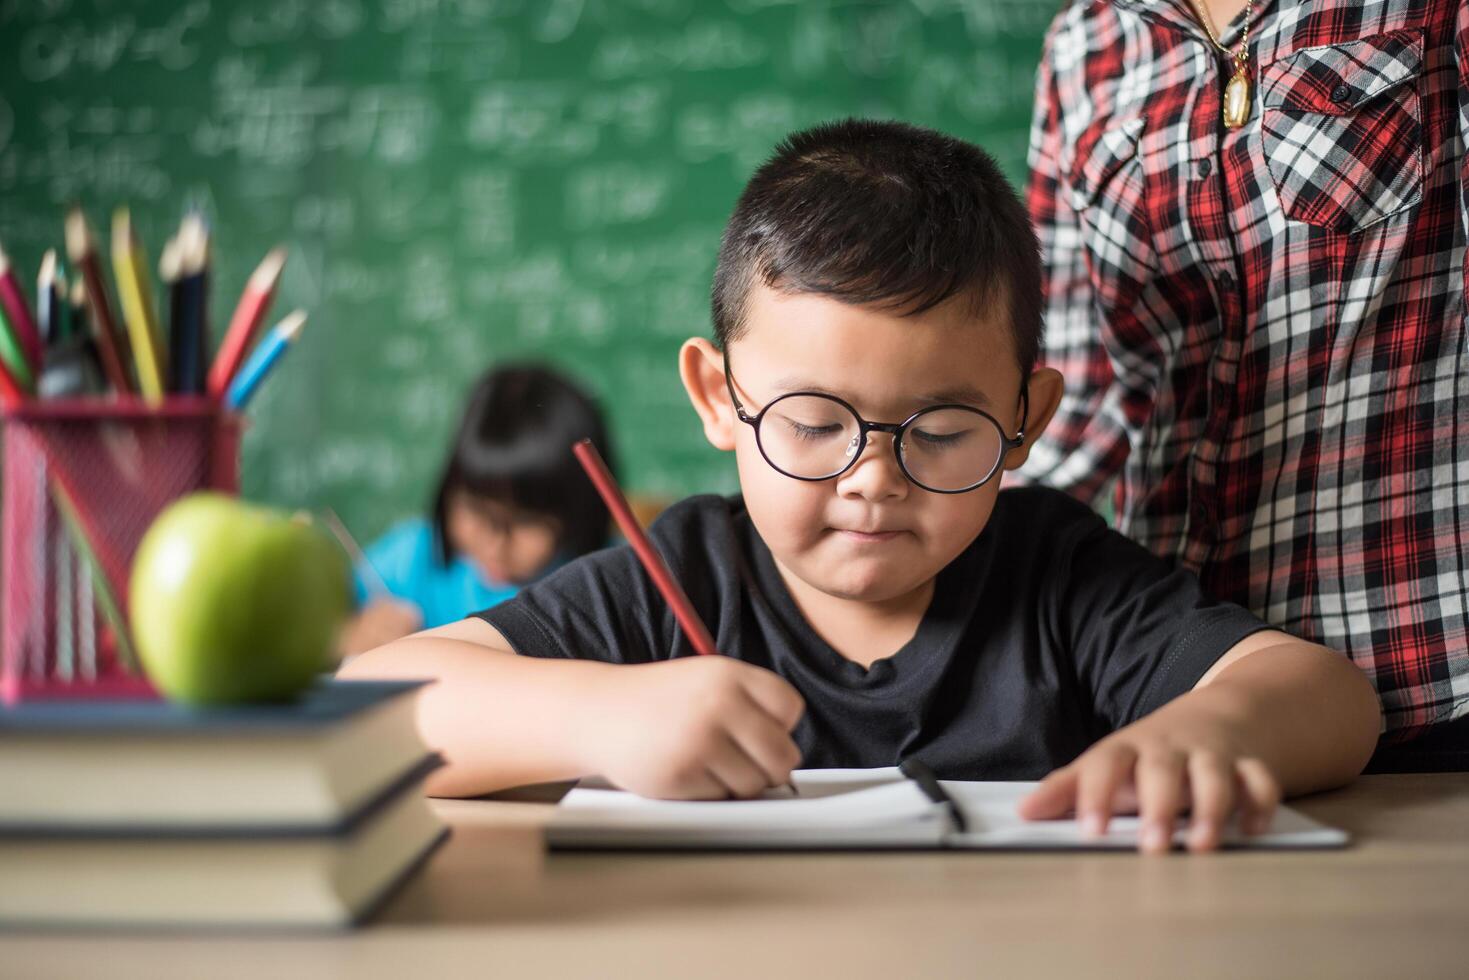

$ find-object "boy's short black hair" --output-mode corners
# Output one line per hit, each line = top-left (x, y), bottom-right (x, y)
(432, 364), (615, 565)
(711, 118), (1042, 376)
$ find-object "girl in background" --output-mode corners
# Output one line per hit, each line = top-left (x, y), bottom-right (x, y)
(339, 364), (616, 655)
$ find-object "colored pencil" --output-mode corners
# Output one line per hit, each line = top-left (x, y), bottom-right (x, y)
(321, 508), (392, 598)
(225, 309), (305, 410)
(208, 246), (285, 399)
(68, 279), (107, 388)
(65, 205), (133, 394)
(111, 208), (167, 402)
(0, 237), (44, 373)
(571, 439), (720, 658)
(159, 236), (182, 391)
(55, 530), (75, 682)
(37, 249), (65, 345)
(50, 481), (139, 674)
(169, 218), (212, 394)
(0, 301), (34, 398)
(39, 260), (102, 398)
(68, 277), (88, 334)
(0, 350), (25, 408)
(0, 252), (34, 391)
(77, 553), (96, 681)
(574, 439), (799, 795)
(34, 466), (54, 679)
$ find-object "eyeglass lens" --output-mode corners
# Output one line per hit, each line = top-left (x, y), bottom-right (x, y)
(755, 394), (1006, 492)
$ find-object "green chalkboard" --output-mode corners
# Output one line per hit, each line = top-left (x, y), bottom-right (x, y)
(0, 0), (1053, 540)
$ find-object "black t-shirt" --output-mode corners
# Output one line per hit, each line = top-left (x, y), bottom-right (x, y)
(478, 487), (1269, 779)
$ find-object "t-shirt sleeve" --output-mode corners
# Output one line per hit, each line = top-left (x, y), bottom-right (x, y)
(1048, 510), (1272, 730)
(475, 543), (676, 664)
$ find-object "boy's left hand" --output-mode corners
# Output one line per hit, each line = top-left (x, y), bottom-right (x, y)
(1016, 715), (1282, 854)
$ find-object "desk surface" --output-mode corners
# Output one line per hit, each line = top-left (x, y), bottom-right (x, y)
(5, 773), (1468, 980)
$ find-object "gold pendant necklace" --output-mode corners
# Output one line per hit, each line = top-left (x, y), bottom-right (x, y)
(1222, 55), (1251, 129)
(1190, 0), (1255, 129)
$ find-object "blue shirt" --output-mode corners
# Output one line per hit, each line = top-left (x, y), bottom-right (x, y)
(355, 518), (519, 629)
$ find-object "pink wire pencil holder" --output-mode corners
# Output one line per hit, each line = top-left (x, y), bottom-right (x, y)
(1, 399), (240, 704)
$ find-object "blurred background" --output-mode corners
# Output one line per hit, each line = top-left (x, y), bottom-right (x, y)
(0, 0), (1053, 541)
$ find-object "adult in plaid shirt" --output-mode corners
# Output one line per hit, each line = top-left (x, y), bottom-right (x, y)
(1021, 0), (1468, 755)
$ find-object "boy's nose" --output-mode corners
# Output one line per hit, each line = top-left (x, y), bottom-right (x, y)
(835, 432), (907, 502)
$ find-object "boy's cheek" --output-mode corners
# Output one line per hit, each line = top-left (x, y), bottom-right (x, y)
(736, 453), (829, 544)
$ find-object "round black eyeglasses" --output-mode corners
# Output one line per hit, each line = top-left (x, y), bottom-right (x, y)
(724, 359), (1027, 494)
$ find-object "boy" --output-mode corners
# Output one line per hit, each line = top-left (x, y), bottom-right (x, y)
(343, 120), (1381, 853)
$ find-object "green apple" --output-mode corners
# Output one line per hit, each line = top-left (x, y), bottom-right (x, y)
(129, 493), (352, 705)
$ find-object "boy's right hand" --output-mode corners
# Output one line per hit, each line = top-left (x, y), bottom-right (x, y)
(579, 656), (805, 800)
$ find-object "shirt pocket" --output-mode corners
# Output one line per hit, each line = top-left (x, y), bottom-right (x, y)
(1065, 115), (1146, 214)
(1062, 116), (1152, 306)
(1259, 29), (1425, 233)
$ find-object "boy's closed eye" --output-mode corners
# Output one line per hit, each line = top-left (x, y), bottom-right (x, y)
(908, 426), (972, 448)
(790, 421), (845, 441)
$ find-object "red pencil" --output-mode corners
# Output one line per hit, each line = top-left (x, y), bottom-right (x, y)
(64, 205), (133, 394)
(572, 439), (720, 658)
(576, 438), (802, 794)
(0, 238), (44, 373)
(0, 353), (26, 409)
(208, 246), (286, 399)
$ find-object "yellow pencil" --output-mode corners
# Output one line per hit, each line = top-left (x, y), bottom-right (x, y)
(111, 208), (167, 402)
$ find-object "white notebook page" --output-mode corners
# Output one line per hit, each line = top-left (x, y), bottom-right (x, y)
(550, 768), (1348, 849)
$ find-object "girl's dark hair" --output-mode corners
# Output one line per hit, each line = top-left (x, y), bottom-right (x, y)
(431, 364), (616, 565)
(711, 118), (1042, 375)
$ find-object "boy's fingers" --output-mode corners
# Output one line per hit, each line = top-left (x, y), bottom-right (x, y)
(704, 732), (777, 800)
(1135, 750), (1186, 854)
(738, 668), (806, 730)
(1234, 758), (1281, 835)
(1185, 752), (1235, 852)
(657, 764), (730, 801)
(728, 700), (803, 789)
(1017, 765), (1079, 821)
(1075, 743), (1138, 838)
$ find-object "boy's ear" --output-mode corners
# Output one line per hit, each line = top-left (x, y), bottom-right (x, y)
(679, 337), (737, 451)
(1003, 367), (1065, 471)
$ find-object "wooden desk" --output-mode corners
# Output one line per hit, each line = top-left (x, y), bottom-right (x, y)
(4, 774), (1467, 979)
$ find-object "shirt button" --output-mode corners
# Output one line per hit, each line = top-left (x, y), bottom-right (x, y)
(1331, 83), (1353, 104)
(1218, 271), (1236, 292)
(1196, 157), (1213, 179)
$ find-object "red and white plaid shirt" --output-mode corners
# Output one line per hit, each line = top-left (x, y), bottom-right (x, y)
(1020, 0), (1469, 735)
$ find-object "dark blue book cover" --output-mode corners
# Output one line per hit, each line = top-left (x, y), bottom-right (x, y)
(0, 678), (428, 735)
(0, 754), (444, 839)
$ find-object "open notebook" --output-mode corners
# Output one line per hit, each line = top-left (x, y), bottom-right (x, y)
(547, 764), (1348, 851)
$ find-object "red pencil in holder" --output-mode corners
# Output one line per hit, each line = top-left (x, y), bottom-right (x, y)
(65, 206), (134, 396)
(0, 399), (241, 704)
(209, 246), (285, 399)
(0, 355), (26, 409)
(0, 239), (44, 374)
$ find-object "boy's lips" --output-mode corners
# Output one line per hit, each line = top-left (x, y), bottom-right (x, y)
(833, 527), (905, 542)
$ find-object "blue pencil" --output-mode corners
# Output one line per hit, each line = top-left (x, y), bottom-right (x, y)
(225, 309), (306, 410)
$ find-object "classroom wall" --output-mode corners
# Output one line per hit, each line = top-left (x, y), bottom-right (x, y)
(0, 0), (1054, 539)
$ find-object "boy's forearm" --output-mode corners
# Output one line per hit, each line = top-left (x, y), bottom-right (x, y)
(340, 639), (613, 797)
(1165, 641), (1382, 795)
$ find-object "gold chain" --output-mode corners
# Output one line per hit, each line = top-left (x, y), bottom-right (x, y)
(1189, 0), (1254, 73)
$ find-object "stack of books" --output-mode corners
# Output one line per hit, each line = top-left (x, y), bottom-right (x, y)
(0, 679), (447, 928)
